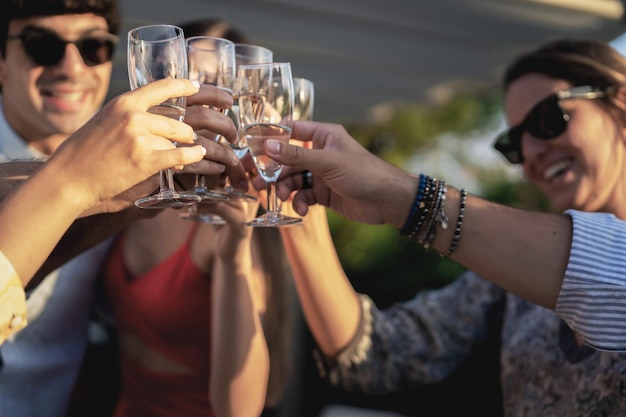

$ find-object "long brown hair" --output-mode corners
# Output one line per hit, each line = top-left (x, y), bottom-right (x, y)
(177, 17), (295, 406)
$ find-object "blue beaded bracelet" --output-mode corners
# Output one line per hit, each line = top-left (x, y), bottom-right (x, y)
(399, 173), (427, 236)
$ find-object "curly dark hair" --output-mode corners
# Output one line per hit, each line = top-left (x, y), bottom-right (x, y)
(0, 0), (121, 57)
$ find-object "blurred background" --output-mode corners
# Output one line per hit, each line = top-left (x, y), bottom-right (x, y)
(114, 0), (624, 124)
(112, 1), (625, 416)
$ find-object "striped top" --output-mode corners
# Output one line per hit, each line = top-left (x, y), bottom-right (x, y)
(557, 210), (626, 351)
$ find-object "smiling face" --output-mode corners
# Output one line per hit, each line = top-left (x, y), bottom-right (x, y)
(504, 73), (626, 215)
(0, 13), (113, 154)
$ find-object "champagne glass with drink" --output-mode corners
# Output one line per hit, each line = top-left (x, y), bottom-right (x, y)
(237, 62), (301, 227)
(127, 24), (201, 208)
(215, 43), (275, 200)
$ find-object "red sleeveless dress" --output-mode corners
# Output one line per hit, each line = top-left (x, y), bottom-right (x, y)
(102, 224), (215, 417)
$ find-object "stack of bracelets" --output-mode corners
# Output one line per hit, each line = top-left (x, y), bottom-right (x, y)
(399, 173), (467, 257)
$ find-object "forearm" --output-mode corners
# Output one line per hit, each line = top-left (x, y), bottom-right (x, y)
(210, 258), (269, 417)
(28, 207), (151, 291)
(0, 160), (155, 289)
(421, 187), (571, 309)
(280, 205), (362, 357)
(0, 161), (85, 287)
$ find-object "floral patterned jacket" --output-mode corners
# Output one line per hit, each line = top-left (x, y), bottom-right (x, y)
(315, 270), (626, 417)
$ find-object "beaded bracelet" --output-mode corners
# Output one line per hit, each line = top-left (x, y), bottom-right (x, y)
(407, 177), (437, 239)
(400, 174), (453, 245)
(421, 182), (448, 248)
(399, 174), (427, 236)
(440, 189), (467, 258)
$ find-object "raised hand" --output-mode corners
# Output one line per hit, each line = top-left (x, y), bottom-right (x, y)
(252, 120), (416, 227)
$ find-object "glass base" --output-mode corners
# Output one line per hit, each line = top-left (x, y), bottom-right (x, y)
(135, 191), (201, 209)
(246, 212), (302, 227)
(195, 187), (230, 201)
(222, 187), (257, 202)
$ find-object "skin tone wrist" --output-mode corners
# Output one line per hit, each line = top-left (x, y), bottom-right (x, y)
(386, 172), (422, 228)
(426, 187), (571, 309)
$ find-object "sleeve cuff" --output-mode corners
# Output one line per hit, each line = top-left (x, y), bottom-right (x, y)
(0, 251), (27, 345)
(313, 294), (374, 386)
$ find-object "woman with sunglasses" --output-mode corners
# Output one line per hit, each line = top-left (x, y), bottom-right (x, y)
(252, 38), (626, 416)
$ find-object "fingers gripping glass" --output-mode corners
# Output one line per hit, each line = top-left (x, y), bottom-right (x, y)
(179, 36), (235, 225)
(7, 27), (118, 67)
(493, 86), (606, 164)
(127, 24), (201, 209)
(238, 62), (302, 227)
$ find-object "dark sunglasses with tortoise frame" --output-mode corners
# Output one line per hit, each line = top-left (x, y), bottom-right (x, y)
(493, 85), (607, 164)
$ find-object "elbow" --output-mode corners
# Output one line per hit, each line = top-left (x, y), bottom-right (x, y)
(210, 361), (270, 417)
(210, 386), (267, 417)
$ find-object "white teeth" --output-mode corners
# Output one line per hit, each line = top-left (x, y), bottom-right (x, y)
(47, 92), (83, 102)
(543, 160), (569, 181)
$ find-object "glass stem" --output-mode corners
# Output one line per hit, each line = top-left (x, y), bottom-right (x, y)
(267, 182), (279, 216)
(197, 174), (206, 189)
(162, 169), (174, 192)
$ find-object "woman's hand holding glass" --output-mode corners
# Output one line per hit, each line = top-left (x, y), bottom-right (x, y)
(237, 62), (302, 227)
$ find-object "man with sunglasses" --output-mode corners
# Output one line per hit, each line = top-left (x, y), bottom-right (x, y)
(0, 1), (242, 417)
(0, 2), (128, 416)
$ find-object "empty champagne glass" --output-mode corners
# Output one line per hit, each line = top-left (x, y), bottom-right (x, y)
(127, 24), (201, 209)
(237, 62), (301, 227)
(235, 43), (273, 67)
(179, 36), (235, 224)
(278, 76), (314, 213)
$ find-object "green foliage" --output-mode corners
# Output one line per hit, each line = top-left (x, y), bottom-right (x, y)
(327, 209), (466, 308)
(327, 86), (545, 307)
(344, 90), (502, 167)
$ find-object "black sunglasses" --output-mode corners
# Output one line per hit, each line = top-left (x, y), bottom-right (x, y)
(7, 27), (118, 67)
(493, 85), (606, 164)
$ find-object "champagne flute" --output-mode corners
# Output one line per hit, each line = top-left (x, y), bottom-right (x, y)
(216, 43), (275, 200)
(237, 62), (301, 227)
(278, 76), (314, 213)
(235, 43), (273, 67)
(127, 24), (201, 209)
(179, 36), (235, 223)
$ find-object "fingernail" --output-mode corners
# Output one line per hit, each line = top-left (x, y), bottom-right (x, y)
(266, 139), (280, 154)
(198, 145), (207, 156)
(193, 132), (198, 143)
(191, 80), (200, 89)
